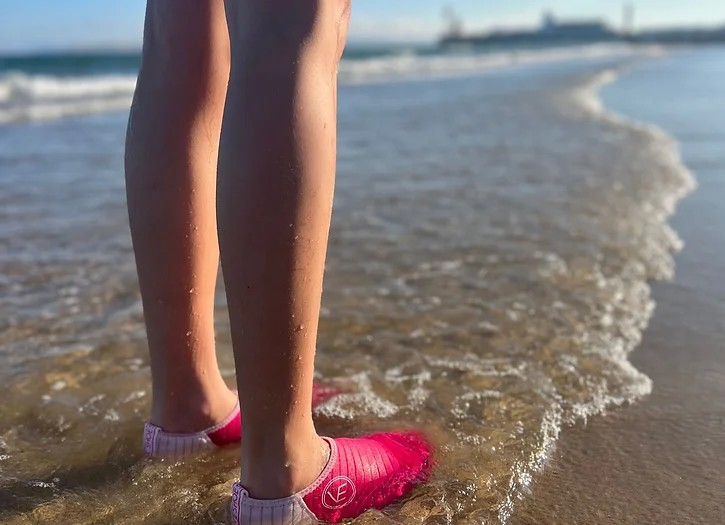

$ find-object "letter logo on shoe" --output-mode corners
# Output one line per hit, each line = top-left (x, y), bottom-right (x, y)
(322, 476), (356, 509)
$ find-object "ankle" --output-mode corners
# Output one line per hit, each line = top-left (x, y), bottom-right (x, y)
(241, 433), (329, 499)
(150, 376), (237, 433)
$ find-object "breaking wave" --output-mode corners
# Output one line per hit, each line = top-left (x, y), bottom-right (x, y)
(0, 44), (663, 124)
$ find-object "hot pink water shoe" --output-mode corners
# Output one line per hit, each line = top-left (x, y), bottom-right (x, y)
(231, 432), (433, 524)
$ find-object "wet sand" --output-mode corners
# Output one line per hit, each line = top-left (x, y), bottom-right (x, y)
(513, 276), (725, 524)
(513, 51), (725, 525)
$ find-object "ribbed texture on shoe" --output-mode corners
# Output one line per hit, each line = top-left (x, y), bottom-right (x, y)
(143, 402), (240, 459)
(231, 432), (432, 525)
(303, 433), (432, 523)
(231, 485), (318, 525)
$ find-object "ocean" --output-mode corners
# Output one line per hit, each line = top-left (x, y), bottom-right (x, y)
(0, 43), (716, 523)
(512, 46), (725, 524)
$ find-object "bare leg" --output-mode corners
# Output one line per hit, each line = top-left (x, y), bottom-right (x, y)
(218, 0), (350, 497)
(125, 0), (237, 432)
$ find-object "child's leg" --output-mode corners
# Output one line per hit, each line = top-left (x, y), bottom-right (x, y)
(218, 18), (434, 512)
(125, 0), (237, 433)
(218, 0), (350, 498)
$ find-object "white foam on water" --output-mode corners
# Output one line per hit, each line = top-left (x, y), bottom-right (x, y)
(0, 44), (665, 124)
(485, 54), (696, 524)
(0, 72), (136, 101)
(573, 65), (697, 207)
(0, 44), (700, 525)
(313, 372), (399, 419)
(340, 43), (664, 85)
(0, 72), (136, 123)
(0, 96), (133, 124)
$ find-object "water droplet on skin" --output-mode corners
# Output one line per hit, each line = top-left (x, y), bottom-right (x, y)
(186, 331), (192, 337)
(294, 324), (305, 332)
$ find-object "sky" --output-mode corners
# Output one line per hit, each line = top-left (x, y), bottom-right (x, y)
(2, 0), (725, 53)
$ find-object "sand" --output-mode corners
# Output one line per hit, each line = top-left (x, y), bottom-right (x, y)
(511, 100), (725, 524)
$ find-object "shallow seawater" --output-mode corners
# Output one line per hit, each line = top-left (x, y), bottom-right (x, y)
(0, 51), (693, 523)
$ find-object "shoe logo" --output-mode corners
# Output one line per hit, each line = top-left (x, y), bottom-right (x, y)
(322, 476), (356, 509)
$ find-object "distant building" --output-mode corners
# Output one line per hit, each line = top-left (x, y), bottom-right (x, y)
(443, 5), (464, 39)
(439, 8), (725, 47)
(622, 3), (635, 35)
(441, 11), (618, 47)
(539, 12), (613, 39)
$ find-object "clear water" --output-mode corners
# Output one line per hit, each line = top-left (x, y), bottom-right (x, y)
(0, 46), (697, 523)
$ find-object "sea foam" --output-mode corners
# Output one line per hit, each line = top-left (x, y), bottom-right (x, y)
(0, 44), (663, 124)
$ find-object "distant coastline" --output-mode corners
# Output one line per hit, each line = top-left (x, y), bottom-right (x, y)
(440, 11), (725, 48)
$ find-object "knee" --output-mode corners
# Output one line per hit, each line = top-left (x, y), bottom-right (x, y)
(228, 0), (350, 65)
(140, 0), (230, 83)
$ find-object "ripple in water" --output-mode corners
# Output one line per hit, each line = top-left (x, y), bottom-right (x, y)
(0, 54), (694, 524)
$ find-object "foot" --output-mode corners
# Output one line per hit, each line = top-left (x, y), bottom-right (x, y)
(231, 432), (433, 524)
(144, 384), (341, 459)
(144, 396), (241, 458)
(150, 377), (239, 434)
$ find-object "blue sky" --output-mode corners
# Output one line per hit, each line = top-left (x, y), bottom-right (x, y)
(2, 0), (724, 53)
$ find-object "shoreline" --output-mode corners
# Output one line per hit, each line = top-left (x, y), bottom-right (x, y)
(2, 48), (723, 524)
(513, 281), (725, 524)
(512, 50), (725, 524)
